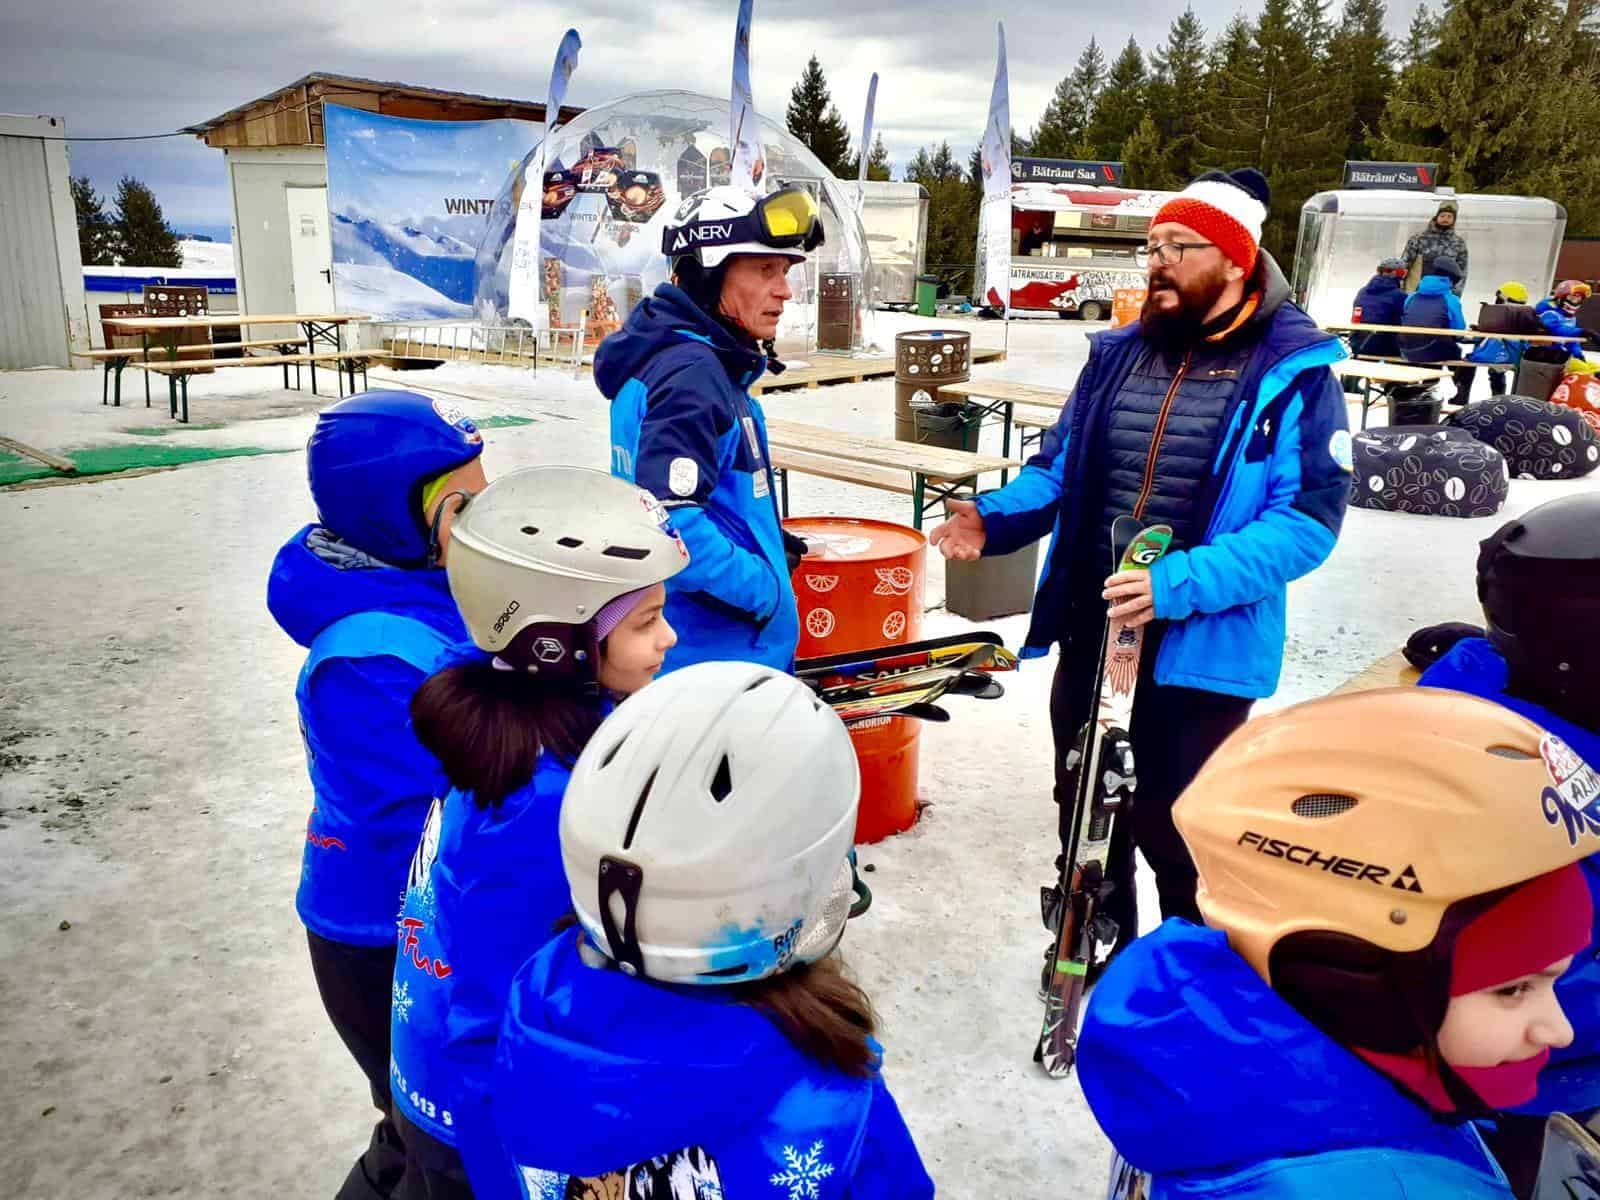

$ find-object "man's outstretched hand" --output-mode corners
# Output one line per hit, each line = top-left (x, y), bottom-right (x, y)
(929, 499), (987, 561)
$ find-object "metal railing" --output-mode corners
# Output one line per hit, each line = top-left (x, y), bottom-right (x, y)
(371, 321), (586, 376)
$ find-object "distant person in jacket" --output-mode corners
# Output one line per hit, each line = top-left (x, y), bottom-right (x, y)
(1463, 281), (1535, 399)
(1536, 279), (1592, 363)
(929, 167), (1350, 991)
(267, 390), (488, 1200)
(1402, 257), (1471, 401)
(1403, 197), (1469, 294)
(598, 184), (825, 674)
(1350, 257), (1409, 357)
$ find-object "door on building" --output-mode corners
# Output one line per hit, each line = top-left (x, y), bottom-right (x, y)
(285, 186), (335, 313)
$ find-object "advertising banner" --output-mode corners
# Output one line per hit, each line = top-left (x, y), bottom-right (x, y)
(1342, 161), (1438, 190)
(508, 28), (581, 327)
(1012, 157), (1124, 186)
(978, 23), (1013, 315)
(324, 104), (535, 320)
(729, 0), (766, 190)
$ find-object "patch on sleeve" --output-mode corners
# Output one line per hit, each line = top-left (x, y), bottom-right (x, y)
(668, 456), (699, 497)
(1328, 429), (1354, 473)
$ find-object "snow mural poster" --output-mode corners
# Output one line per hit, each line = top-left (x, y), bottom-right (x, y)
(324, 104), (537, 321)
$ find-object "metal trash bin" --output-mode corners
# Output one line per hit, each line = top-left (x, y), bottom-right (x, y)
(1386, 384), (1442, 426)
(910, 400), (976, 451)
(916, 274), (940, 317)
(894, 329), (971, 444)
(945, 540), (1041, 620)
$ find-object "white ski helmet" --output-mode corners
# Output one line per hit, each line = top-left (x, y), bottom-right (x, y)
(561, 661), (860, 984)
(445, 465), (688, 677)
(661, 184), (824, 272)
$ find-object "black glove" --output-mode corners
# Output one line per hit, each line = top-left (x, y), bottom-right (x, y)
(782, 530), (809, 575)
(1403, 621), (1486, 670)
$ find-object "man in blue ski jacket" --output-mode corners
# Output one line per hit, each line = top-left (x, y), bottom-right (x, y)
(267, 390), (487, 1200)
(600, 184), (825, 673)
(930, 167), (1349, 987)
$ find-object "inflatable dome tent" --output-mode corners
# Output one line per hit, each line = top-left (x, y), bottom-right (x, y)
(473, 90), (873, 358)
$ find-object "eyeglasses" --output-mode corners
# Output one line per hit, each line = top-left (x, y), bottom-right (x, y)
(1135, 241), (1218, 268)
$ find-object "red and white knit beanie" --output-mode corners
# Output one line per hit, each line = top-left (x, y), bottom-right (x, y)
(1152, 169), (1271, 276)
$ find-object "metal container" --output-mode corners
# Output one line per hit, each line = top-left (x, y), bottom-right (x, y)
(894, 329), (971, 444)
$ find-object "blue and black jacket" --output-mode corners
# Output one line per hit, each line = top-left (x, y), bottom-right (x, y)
(598, 284), (798, 673)
(1535, 299), (1588, 362)
(1351, 274), (1406, 358)
(389, 743), (591, 1150)
(1420, 636), (1600, 1116)
(267, 525), (477, 946)
(463, 927), (934, 1200)
(1079, 919), (1517, 1198)
(1401, 276), (1466, 364)
(974, 254), (1350, 699)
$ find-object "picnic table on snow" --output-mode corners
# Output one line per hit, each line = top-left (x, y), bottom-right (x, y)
(1330, 359), (1451, 429)
(933, 378), (1071, 482)
(101, 312), (370, 409)
(763, 417), (1021, 529)
(1322, 321), (1578, 344)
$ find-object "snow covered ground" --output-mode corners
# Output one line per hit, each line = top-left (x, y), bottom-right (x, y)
(2, 310), (1596, 1196)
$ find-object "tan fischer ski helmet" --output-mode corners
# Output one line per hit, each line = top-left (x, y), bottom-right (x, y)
(1174, 686), (1600, 985)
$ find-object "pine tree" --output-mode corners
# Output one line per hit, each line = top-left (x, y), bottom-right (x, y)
(114, 176), (181, 268)
(1121, 113), (1176, 190)
(1379, 0), (1600, 232)
(1085, 38), (1149, 163)
(1401, 2), (1441, 67)
(843, 133), (893, 181)
(785, 55), (853, 175)
(1029, 38), (1106, 158)
(1147, 7), (1209, 185)
(1328, 0), (1395, 160)
(1195, 0), (1343, 262)
(906, 141), (979, 293)
(71, 175), (118, 266)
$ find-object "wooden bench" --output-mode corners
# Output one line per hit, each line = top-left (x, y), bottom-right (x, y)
(765, 417), (1020, 528)
(138, 351), (386, 422)
(75, 339), (304, 408)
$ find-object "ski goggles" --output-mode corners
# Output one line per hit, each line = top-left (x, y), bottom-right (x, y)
(660, 185), (825, 256)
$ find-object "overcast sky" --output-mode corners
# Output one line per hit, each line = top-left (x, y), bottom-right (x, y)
(0, 0), (1421, 241)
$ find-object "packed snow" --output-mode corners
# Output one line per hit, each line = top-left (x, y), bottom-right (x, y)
(1, 309), (1596, 1195)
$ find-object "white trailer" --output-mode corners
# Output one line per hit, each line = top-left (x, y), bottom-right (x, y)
(856, 180), (928, 307)
(1291, 189), (1566, 328)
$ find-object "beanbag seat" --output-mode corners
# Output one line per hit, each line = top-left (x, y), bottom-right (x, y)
(1350, 426), (1509, 517)
(1446, 394), (1600, 480)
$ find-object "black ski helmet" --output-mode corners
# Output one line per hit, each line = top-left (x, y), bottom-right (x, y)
(1478, 494), (1600, 706)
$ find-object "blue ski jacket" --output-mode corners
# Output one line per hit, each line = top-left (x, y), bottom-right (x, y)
(974, 256), (1349, 698)
(1079, 919), (1516, 1199)
(598, 284), (798, 674)
(1535, 299), (1588, 362)
(1401, 275), (1466, 364)
(463, 927), (933, 1200)
(1420, 636), (1600, 1115)
(389, 741), (592, 1147)
(267, 525), (477, 946)
(1351, 274), (1406, 358)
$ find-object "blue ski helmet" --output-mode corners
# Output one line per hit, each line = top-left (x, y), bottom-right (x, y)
(306, 390), (484, 566)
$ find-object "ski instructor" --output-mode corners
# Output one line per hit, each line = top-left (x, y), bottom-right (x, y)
(930, 167), (1351, 985)
(599, 184), (822, 674)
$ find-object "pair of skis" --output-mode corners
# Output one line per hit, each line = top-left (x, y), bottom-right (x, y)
(1035, 516), (1173, 1079)
(796, 632), (1017, 725)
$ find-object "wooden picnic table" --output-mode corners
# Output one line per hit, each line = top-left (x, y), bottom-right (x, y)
(931, 378), (1071, 480)
(103, 312), (369, 405)
(1323, 321), (1575, 344)
(764, 417), (1021, 529)
(1330, 359), (1451, 429)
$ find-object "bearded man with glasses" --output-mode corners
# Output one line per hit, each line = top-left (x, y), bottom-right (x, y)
(931, 168), (1351, 991)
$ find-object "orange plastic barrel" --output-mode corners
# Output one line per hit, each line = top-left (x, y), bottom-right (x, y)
(785, 516), (927, 844)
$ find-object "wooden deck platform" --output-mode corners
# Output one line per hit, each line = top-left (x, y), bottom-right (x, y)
(752, 346), (1007, 394)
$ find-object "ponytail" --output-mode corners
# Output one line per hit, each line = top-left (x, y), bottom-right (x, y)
(411, 661), (604, 807)
(734, 955), (879, 1078)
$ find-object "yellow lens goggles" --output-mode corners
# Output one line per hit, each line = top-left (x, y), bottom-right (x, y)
(759, 187), (820, 241)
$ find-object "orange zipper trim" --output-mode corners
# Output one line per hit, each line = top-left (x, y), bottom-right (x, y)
(1133, 350), (1192, 521)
